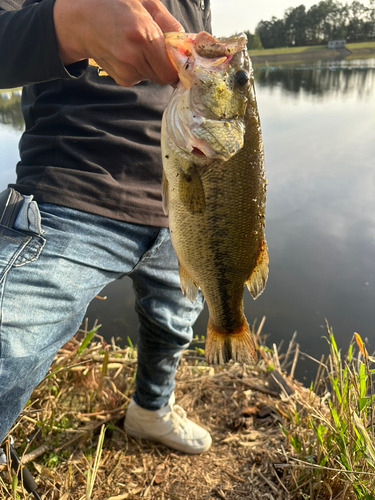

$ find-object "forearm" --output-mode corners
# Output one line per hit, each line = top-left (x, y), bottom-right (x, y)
(0, 0), (87, 88)
(0, 0), (185, 90)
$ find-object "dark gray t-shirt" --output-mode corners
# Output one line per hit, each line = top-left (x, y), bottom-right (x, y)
(0, 0), (212, 226)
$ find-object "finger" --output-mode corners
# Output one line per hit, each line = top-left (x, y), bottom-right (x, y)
(142, 35), (179, 84)
(141, 0), (184, 83)
(94, 58), (144, 87)
(145, 0), (185, 33)
(119, 24), (179, 85)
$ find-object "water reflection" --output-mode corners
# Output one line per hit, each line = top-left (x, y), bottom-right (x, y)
(0, 90), (23, 130)
(1, 61), (375, 130)
(255, 59), (375, 100)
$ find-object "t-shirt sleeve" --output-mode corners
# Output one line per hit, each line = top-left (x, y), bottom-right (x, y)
(0, 0), (88, 88)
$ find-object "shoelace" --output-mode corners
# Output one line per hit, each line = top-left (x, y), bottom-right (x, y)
(162, 404), (189, 432)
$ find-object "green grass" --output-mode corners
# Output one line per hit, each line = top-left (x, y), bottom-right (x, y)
(347, 41), (375, 49)
(281, 323), (375, 499)
(249, 44), (327, 57)
(249, 40), (375, 57)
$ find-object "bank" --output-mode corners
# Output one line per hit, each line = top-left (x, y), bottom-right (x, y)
(249, 40), (375, 67)
(0, 321), (373, 499)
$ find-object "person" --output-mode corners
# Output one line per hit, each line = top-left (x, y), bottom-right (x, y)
(0, 0), (212, 454)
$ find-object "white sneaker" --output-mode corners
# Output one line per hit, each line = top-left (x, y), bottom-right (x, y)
(124, 393), (212, 454)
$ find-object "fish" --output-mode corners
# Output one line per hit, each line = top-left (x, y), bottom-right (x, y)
(161, 31), (268, 365)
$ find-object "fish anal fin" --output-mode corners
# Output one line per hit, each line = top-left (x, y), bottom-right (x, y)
(205, 318), (257, 365)
(178, 165), (205, 215)
(246, 239), (269, 299)
(162, 170), (169, 216)
(179, 263), (199, 302)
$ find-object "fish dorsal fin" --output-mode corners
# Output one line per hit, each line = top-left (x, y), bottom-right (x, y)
(162, 170), (169, 216)
(179, 262), (199, 303)
(178, 165), (205, 215)
(246, 239), (269, 299)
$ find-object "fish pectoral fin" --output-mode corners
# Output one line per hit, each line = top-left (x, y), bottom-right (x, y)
(179, 263), (199, 302)
(178, 165), (205, 215)
(162, 170), (169, 216)
(246, 239), (269, 299)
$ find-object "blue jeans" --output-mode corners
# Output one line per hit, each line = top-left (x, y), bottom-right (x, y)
(0, 200), (204, 444)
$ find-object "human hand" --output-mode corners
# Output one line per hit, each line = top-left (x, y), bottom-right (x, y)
(53, 0), (184, 87)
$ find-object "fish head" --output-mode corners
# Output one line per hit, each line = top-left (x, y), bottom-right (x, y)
(164, 31), (252, 162)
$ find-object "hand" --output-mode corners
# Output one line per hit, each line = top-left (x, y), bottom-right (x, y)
(53, 0), (184, 87)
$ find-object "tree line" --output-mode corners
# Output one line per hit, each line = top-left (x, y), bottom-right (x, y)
(245, 0), (375, 49)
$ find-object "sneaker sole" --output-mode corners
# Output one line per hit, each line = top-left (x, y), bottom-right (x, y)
(124, 423), (211, 454)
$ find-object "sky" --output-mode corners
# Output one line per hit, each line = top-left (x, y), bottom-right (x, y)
(210, 0), (373, 37)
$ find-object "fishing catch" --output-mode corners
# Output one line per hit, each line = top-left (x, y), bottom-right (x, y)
(161, 31), (268, 365)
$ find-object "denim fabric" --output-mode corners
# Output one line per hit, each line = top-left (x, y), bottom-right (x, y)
(0, 201), (204, 444)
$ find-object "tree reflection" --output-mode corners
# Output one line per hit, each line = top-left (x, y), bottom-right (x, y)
(254, 61), (375, 100)
(1, 63), (375, 132)
(0, 92), (24, 130)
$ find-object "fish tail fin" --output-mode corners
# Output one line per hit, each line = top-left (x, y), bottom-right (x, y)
(205, 318), (257, 365)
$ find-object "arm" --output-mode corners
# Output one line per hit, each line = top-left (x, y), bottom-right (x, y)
(0, 0), (78, 88)
(53, 0), (184, 87)
(0, 0), (183, 89)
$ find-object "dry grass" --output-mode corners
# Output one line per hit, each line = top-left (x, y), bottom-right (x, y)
(1, 319), (374, 500)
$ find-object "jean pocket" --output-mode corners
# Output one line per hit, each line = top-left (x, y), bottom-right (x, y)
(0, 225), (46, 284)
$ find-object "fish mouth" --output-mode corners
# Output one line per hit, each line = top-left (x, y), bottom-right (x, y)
(164, 31), (247, 61)
(164, 31), (247, 90)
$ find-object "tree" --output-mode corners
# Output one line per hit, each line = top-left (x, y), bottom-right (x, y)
(306, 4), (326, 44)
(254, 0), (375, 48)
(244, 31), (263, 50)
(284, 5), (308, 46)
(347, 2), (375, 41)
(256, 17), (286, 48)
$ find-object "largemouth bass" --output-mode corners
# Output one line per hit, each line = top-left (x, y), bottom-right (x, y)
(161, 32), (268, 365)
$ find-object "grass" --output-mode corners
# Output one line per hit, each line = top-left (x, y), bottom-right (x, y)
(346, 41), (375, 50)
(249, 40), (375, 57)
(279, 322), (375, 499)
(1, 318), (374, 499)
(248, 44), (329, 57)
(248, 40), (375, 66)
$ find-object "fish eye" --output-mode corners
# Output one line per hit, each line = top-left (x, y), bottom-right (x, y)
(234, 70), (249, 87)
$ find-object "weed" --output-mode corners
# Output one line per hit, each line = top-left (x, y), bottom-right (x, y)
(281, 322), (375, 499)
(85, 424), (106, 500)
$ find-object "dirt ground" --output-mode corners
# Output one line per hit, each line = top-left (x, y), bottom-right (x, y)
(0, 327), (307, 500)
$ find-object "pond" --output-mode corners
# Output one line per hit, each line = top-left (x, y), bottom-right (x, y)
(1, 58), (375, 383)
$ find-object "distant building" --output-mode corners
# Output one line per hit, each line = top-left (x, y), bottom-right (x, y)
(328, 40), (346, 49)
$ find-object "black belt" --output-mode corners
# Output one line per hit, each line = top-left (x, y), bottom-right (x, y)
(0, 187), (24, 227)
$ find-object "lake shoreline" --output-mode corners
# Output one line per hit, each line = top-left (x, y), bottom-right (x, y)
(249, 41), (375, 67)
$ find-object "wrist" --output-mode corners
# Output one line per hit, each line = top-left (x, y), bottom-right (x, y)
(53, 0), (88, 65)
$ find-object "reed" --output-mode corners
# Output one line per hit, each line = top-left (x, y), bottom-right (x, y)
(279, 321), (375, 499)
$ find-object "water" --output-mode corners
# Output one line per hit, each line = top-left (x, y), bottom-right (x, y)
(1, 59), (375, 384)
